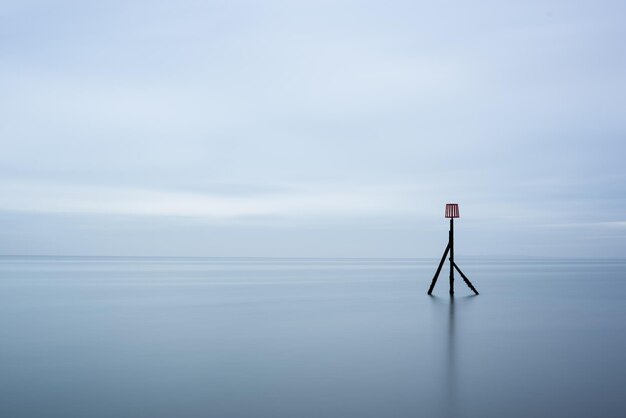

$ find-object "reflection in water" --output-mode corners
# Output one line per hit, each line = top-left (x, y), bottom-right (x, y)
(430, 295), (476, 418)
(447, 296), (456, 418)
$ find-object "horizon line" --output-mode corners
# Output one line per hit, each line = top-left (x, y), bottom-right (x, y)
(1, 254), (626, 261)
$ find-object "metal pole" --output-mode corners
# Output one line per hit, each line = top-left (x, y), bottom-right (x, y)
(428, 242), (450, 295)
(453, 262), (478, 295)
(449, 218), (454, 296)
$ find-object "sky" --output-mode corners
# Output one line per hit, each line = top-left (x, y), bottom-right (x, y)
(1, 0), (625, 258)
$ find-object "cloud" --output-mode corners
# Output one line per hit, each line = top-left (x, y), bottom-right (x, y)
(0, 180), (422, 220)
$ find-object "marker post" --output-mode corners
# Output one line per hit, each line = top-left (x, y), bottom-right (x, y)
(427, 204), (479, 296)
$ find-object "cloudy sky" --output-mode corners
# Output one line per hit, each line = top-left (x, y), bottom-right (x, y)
(1, 0), (625, 257)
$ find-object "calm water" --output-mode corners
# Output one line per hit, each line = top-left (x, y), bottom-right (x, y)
(1, 256), (625, 418)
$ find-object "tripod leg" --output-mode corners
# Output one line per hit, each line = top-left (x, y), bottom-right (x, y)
(428, 243), (450, 295)
(453, 262), (479, 295)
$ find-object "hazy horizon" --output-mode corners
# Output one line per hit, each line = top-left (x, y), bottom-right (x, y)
(2, 255), (626, 262)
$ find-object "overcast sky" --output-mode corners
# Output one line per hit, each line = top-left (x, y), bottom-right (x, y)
(1, 0), (625, 257)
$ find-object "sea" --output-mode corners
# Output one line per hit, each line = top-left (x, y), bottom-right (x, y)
(1, 256), (625, 418)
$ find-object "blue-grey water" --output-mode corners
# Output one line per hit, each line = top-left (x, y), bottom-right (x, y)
(1, 256), (625, 418)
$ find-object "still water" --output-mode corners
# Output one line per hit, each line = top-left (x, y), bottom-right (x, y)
(1, 256), (625, 418)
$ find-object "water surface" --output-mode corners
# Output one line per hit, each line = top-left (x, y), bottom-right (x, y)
(1, 256), (625, 417)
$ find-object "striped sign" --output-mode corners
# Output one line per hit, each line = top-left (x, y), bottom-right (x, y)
(445, 203), (459, 218)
